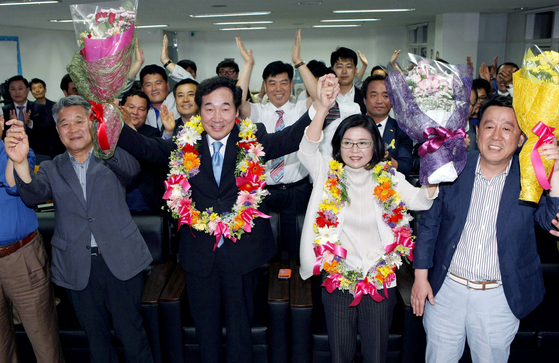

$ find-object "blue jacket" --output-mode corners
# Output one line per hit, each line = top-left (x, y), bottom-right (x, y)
(414, 151), (559, 319)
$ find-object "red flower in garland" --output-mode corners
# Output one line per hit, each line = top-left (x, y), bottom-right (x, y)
(182, 143), (197, 154)
(247, 161), (265, 176)
(316, 211), (336, 228)
(238, 141), (255, 150)
(388, 212), (403, 224)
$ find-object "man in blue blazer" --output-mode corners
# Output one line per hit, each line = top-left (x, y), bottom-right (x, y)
(5, 96), (154, 363)
(362, 75), (413, 177)
(115, 76), (313, 363)
(410, 95), (559, 363)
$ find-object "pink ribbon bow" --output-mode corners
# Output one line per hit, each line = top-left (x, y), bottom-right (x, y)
(236, 173), (266, 189)
(418, 127), (466, 158)
(163, 175), (191, 200)
(322, 273), (343, 293)
(384, 232), (415, 261)
(313, 242), (348, 275)
(212, 222), (235, 251)
(349, 279), (385, 306)
(240, 207), (271, 233)
(531, 122), (556, 190)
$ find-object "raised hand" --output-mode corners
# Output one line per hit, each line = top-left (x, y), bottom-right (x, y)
(129, 37), (145, 79)
(236, 37), (254, 66)
(160, 104), (176, 135)
(358, 50), (368, 68)
(118, 105), (135, 130)
(479, 62), (491, 81)
(4, 119), (29, 165)
(491, 56), (498, 79)
(292, 29), (302, 65)
(316, 74), (339, 110)
(466, 56), (473, 70)
(160, 34), (170, 65)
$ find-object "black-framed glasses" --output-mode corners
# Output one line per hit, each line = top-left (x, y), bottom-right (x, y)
(219, 69), (237, 75)
(340, 141), (374, 149)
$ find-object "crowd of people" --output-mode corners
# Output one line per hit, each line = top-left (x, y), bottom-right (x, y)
(0, 31), (558, 363)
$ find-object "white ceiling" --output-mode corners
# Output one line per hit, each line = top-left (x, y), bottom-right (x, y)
(0, 0), (558, 33)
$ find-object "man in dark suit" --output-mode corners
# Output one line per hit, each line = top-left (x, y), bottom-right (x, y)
(6, 96), (154, 363)
(410, 96), (559, 362)
(362, 75), (413, 177)
(330, 47), (367, 114)
(120, 90), (167, 212)
(115, 76), (312, 363)
(2, 75), (52, 159)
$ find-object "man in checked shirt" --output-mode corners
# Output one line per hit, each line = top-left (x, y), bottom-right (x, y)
(410, 95), (559, 363)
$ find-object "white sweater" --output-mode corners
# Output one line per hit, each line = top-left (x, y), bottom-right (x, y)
(298, 129), (437, 282)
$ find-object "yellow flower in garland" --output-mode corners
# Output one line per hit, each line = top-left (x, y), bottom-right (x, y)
(319, 202), (340, 214)
(329, 160), (344, 175)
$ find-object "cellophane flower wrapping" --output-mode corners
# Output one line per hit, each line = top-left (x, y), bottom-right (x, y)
(386, 54), (472, 185)
(67, 0), (137, 159)
(513, 45), (559, 203)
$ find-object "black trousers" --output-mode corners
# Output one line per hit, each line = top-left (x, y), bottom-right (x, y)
(265, 178), (312, 262)
(66, 254), (153, 363)
(184, 246), (259, 363)
(322, 286), (396, 363)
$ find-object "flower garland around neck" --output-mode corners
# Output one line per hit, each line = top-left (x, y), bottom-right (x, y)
(313, 160), (415, 306)
(163, 116), (270, 250)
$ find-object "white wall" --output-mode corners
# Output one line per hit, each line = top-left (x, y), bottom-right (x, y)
(176, 26), (408, 90)
(434, 13), (480, 66)
(477, 13), (507, 74)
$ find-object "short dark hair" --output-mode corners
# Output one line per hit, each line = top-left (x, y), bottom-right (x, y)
(173, 78), (199, 97)
(216, 60), (239, 75)
(60, 74), (73, 92)
(195, 76), (243, 111)
(30, 78), (46, 89)
(472, 78), (491, 96)
(140, 64), (168, 85)
(121, 90), (150, 108)
(177, 59), (197, 73)
(331, 114), (386, 169)
(330, 47), (358, 68)
(8, 75), (29, 89)
(361, 75), (386, 98)
(262, 61), (294, 81)
(498, 62), (519, 73)
(311, 67), (335, 79)
(477, 94), (513, 125)
(370, 65), (388, 77)
(307, 60), (326, 73)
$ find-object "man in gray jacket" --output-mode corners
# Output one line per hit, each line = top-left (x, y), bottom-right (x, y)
(4, 96), (153, 363)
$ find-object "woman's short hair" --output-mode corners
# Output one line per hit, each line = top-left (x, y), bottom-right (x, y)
(331, 114), (386, 169)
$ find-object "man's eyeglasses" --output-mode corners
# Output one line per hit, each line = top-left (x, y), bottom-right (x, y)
(219, 69), (237, 75)
(340, 141), (374, 149)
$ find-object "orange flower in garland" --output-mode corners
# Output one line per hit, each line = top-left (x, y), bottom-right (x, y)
(183, 153), (201, 170)
(374, 181), (396, 202)
(247, 160), (265, 176)
(324, 260), (339, 274)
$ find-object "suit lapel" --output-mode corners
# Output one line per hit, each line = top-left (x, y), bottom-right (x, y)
(221, 125), (240, 179)
(57, 153), (87, 210)
(495, 157), (520, 242)
(200, 132), (217, 187)
(458, 153), (478, 226)
(86, 155), (102, 208)
(383, 117), (397, 145)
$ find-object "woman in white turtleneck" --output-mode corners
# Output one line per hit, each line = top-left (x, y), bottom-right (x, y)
(298, 74), (438, 363)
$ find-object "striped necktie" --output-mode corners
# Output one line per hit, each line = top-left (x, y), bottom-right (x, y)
(269, 110), (285, 183)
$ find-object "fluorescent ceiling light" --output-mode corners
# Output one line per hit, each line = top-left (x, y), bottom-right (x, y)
(220, 27), (268, 31)
(137, 24), (168, 28)
(191, 11), (271, 18)
(0, 0), (58, 5)
(333, 9), (415, 13)
(50, 19), (73, 23)
(313, 24), (361, 28)
(320, 18), (380, 22)
(214, 21), (273, 25)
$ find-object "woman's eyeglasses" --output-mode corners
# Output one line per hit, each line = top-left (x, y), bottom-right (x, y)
(340, 141), (374, 149)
